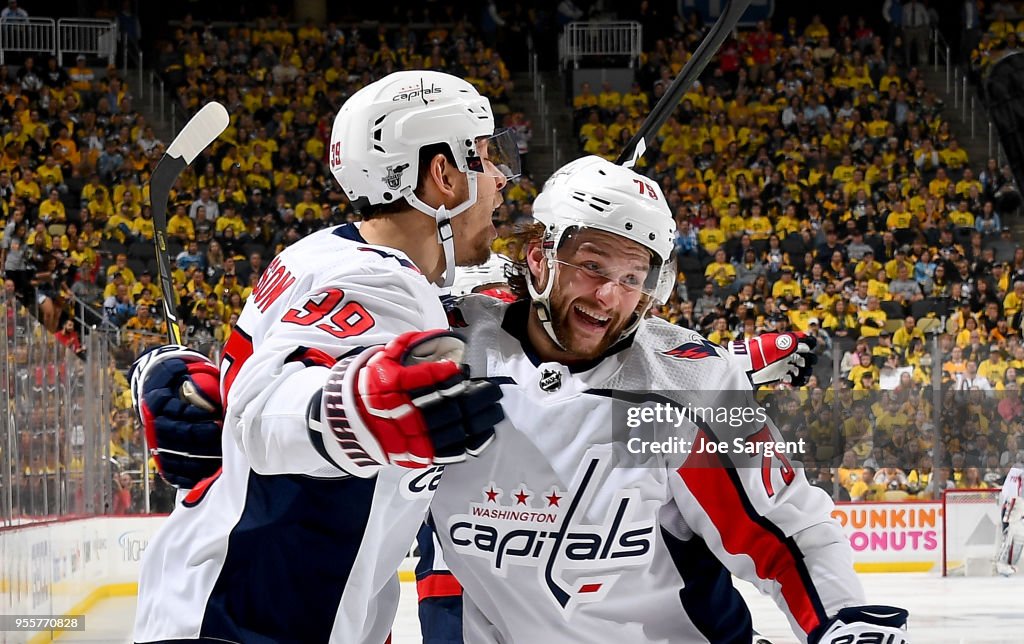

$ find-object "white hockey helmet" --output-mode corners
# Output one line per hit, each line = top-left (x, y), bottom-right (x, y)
(450, 253), (514, 297)
(330, 70), (520, 286)
(528, 155), (675, 345)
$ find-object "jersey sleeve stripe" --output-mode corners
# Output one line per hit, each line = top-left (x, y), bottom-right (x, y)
(285, 345), (338, 369)
(182, 467), (223, 507)
(220, 325), (253, 402)
(416, 573), (463, 599)
(678, 428), (828, 637)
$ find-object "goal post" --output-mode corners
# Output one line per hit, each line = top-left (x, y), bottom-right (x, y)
(942, 488), (1001, 577)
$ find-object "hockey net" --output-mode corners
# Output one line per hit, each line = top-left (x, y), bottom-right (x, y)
(942, 488), (1001, 576)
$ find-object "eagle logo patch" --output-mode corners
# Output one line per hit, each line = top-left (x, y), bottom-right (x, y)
(664, 339), (721, 360)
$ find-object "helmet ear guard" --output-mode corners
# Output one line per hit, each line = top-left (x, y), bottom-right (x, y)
(653, 249), (678, 305)
(525, 233), (563, 348)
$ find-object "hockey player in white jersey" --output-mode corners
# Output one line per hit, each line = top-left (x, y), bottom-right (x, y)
(996, 465), (1024, 576)
(129, 70), (518, 643)
(417, 156), (909, 644)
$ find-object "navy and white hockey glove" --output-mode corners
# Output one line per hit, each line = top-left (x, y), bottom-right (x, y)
(811, 605), (909, 644)
(130, 345), (224, 489)
(730, 332), (818, 386)
(308, 330), (504, 477)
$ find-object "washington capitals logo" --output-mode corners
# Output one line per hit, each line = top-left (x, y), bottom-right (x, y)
(447, 451), (655, 615)
(664, 338), (721, 361)
(390, 79), (441, 103)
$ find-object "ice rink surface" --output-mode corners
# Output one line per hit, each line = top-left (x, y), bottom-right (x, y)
(81, 573), (1020, 643)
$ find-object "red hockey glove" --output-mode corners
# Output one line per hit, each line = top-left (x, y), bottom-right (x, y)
(730, 332), (818, 386)
(129, 345), (224, 488)
(308, 330), (503, 477)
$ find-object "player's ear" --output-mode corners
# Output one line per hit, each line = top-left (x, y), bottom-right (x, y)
(526, 241), (548, 291)
(423, 153), (458, 203)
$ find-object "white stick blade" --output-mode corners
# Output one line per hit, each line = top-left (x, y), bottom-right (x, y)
(166, 102), (229, 164)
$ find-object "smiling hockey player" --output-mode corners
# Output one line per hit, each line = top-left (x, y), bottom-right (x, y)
(417, 156), (909, 644)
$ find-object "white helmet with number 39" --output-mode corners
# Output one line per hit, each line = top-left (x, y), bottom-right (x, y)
(330, 71), (520, 286)
(529, 155), (675, 345)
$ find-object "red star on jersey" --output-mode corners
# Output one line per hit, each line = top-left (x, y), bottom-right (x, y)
(485, 487), (499, 503)
(545, 490), (562, 507)
(514, 489), (530, 505)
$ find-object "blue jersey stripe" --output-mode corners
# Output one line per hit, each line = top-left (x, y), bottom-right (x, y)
(333, 224), (420, 272)
(417, 517), (464, 644)
(661, 528), (754, 643)
(199, 472), (377, 643)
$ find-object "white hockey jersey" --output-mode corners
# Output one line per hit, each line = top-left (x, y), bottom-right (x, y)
(420, 296), (865, 644)
(1000, 466), (1024, 511)
(134, 223), (449, 644)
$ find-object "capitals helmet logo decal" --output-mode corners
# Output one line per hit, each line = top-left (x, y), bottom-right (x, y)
(664, 338), (722, 361)
(390, 78), (442, 104)
(446, 450), (655, 616)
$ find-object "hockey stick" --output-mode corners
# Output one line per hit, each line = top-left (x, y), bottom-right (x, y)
(149, 102), (230, 344)
(616, 0), (753, 168)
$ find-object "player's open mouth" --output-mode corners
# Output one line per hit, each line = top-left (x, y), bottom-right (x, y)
(573, 304), (610, 330)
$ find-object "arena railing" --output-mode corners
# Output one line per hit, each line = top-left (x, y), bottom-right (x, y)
(121, 32), (144, 103)
(56, 18), (119, 66)
(0, 293), (116, 525)
(561, 21), (642, 70)
(0, 18), (117, 66)
(0, 17), (55, 64)
(932, 27), (1005, 166)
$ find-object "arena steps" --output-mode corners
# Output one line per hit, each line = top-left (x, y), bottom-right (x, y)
(919, 67), (991, 171)
(919, 64), (1023, 232)
(121, 70), (175, 146)
(511, 70), (574, 182)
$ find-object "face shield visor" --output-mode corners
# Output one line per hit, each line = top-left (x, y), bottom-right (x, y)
(550, 226), (666, 301)
(466, 128), (521, 187)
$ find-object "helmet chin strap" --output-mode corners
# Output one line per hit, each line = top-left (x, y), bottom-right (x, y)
(436, 206), (456, 288)
(404, 171), (479, 288)
(526, 251), (567, 351)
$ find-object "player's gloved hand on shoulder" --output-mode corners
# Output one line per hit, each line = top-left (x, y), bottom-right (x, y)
(730, 332), (817, 386)
(129, 345), (225, 489)
(308, 330), (503, 477)
(811, 605), (909, 644)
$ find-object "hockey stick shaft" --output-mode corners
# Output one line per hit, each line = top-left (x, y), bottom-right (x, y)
(616, 0), (753, 168)
(149, 102), (230, 344)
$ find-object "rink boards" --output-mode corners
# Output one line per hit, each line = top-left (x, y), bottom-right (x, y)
(0, 499), (994, 641)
